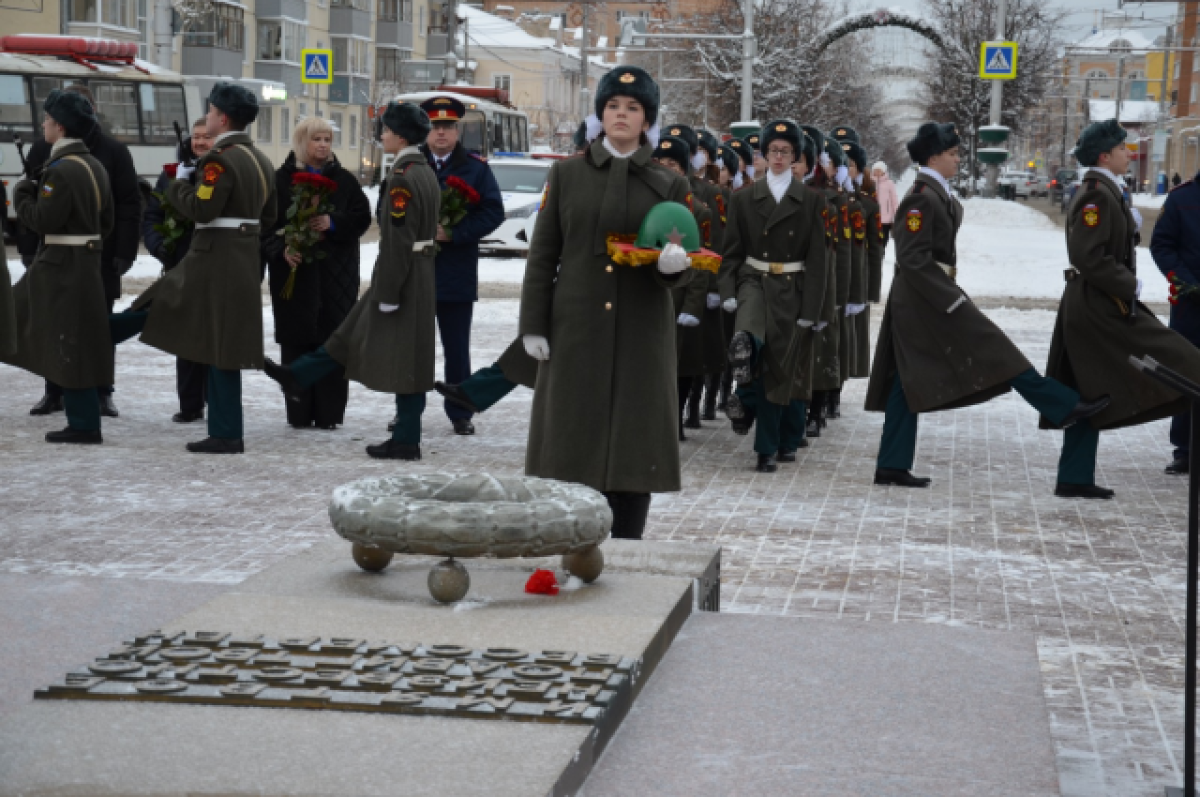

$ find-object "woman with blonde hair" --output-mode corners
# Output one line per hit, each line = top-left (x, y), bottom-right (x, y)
(262, 115), (371, 429)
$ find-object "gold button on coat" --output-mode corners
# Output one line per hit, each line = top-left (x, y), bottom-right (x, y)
(605, 302), (612, 310)
(606, 265), (613, 272)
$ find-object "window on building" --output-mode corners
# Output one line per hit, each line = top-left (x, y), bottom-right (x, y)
(332, 112), (344, 146)
(349, 114), (357, 149)
(615, 10), (648, 21)
(258, 107), (273, 143)
(137, 0), (148, 59)
(1085, 68), (1109, 79)
(1193, 84), (1198, 105)
(331, 0), (369, 8)
(419, 5), (425, 36)
(68, 0), (97, 22)
(257, 19), (305, 63)
(494, 74), (512, 92)
(184, 3), (245, 51)
(378, 0), (398, 21)
(89, 80), (139, 143)
(376, 48), (406, 84)
(298, 101), (308, 120)
(332, 37), (371, 75)
(280, 107), (290, 142)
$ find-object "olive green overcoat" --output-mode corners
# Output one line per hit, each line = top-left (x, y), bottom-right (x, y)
(4, 140), (113, 387)
(673, 197), (714, 377)
(865, 173), (1032, 414)
(0, 261), (13, 359)
(325, 149), (441, 395)
(132, 131), (276, 370)
(723, 175), (828, 405)
(848, 187), (881, 378)
(1042, 170), (1200, 430)
(812, 187), (850, 391)
(519, 139), (693, 494)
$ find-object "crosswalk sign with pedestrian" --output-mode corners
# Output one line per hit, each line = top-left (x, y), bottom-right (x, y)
(979, 41), (1018, 80)
(302, 49), (334, 84)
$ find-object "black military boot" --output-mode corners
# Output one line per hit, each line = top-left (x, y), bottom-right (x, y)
(366, 440), (421, 460)
(1166, 457), (1190, 475)
(718, 369), (732, 413)
(807, 392), (825, 438)
(435, 381), (480, 413)
(30, 392), (64, 415)
(99, 394), (119, 418)
(827, 390), (841, 420)
(728, 331), (755, 382)
(45, 427), (102, 445)
(874, 468), (931, 488)
(701, 374), (718, 420)
(186, 437), (245, 454)
(607, 492), (651, 540)
(725, 391), (750, 435)
(756, 453), (777, 473)
(777, 449), (797, 463)
(262, 357), (305, 404)
(1054, 482), (1115, 499)
(684, 377), (703, 429)
(1059, 395), (1111, 428)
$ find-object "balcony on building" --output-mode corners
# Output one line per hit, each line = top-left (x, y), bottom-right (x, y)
(331, 0), (372, 37)
(66, 0), (142, 45)
(376, 0), (415, 51)
(254, 4), (308, 96)
(181, 1), (246, 79)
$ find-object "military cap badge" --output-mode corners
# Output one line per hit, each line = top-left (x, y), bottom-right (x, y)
(775, 123), (786, 132)
(662, 141), (672, 149)
(620, 72), (636, 83)
(906, 208), (923, 233)
(1082, 203), (1099, 227)
(670, 128), (681, 135)
(837, 128), (846, 136)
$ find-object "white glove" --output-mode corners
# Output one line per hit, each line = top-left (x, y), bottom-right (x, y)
(176, 163), (195, 180)
(677, 313), (700, 327)
(722, 297), (738, 313)
(846, 303), (866, 316)
(797, 319), (814, 328)
(814, 321), (829, 331)
(835, 165), (849, 188)
(1135, 278), (1143, 299)
(1130, 206), (1144, 232)
(379, 303), (399, 313)
(706, 292), (721, 310)
(818, 152), (832, 169)
(656, 242), (690, 275)
(523, 334), (550, 361)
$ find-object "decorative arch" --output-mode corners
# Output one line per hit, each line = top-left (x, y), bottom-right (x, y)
(813, 8), (944, 57)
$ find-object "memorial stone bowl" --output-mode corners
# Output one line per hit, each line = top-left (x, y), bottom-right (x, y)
(329, 473), (612, 602)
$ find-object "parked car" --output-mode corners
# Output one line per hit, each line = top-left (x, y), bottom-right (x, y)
(1048, 168), (1078, 204)
(479, 157), (553, 255)
(999, 171), (1038, 199)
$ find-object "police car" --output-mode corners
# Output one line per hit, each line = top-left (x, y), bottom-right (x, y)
(480, 155), (553, 255)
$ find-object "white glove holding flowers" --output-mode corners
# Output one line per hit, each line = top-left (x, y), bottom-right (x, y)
(176, 163), (195, 180)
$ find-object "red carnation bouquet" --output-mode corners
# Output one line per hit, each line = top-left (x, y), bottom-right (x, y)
(151, 162), (192, 259)
(279, 171), (338, 299)
(1169, 271), (1200, 306)
(439, 175), (480, 244)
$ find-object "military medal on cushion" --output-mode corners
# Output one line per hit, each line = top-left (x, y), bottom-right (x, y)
(906, 208), (923, 232)
(1082, 203), (1100, 227)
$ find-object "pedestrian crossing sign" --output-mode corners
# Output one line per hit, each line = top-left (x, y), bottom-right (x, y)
(301, 49), (334, 84)
(979, 41), (1018, 80)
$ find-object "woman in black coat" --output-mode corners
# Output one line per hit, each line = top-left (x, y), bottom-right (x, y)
(262, 117), (372, 429)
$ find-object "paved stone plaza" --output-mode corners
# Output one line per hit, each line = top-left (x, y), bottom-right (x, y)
(0, 298), (1193, 796)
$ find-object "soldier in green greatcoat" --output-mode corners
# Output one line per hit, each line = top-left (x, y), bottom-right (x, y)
(652, 134), (712, 440)
(4, 91), (113, 443)
(109, 83), (276, 454)
(264, 102), (440, 460)
(720, 119), (829, 472)
(865, 122), (1109, 488)
(831, 131), (876, 380)
(519, 65), (693, 540)
(1041, 119), (1200, 498)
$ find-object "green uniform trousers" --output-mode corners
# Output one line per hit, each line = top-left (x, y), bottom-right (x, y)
(877, 368), (1098, 484)
(738, 333), (808, 457)
(110, 310), (243, 440)
(290, 346), (426, 444)
(64, 388), (100, 431)
(459, 363), (518, 413)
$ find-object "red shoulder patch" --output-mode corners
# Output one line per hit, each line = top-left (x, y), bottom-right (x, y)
(202, 163), (225, 185)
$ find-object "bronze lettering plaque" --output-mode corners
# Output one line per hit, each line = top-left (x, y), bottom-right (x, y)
(34, 631), (638, 726)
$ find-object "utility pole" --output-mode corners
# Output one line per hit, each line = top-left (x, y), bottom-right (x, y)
(740, 0), (754, 121)
(984, 0), (1007, 198)
(1115, 54), (1125, 123)
(579, 2), (590, 119)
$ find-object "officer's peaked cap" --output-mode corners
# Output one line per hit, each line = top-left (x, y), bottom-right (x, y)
(420, 95), (466, 123)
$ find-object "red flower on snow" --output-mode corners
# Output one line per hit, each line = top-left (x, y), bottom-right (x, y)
(524, 568), (559, 595)
(291, 172), (339, 193)
(445, 175), (480, 205)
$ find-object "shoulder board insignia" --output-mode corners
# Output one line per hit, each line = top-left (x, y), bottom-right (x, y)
(399, 162), (415, 174)
(905, 208), (923, 233)
(469, 152), (485, 162)
(1082, 203), (1100, 227)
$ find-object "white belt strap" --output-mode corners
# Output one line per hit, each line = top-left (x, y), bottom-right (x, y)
(413, 240), (435, 253)
(195, 218), (260, 231)
(44, 234), (101, 246)
(746, 257), (804, 275)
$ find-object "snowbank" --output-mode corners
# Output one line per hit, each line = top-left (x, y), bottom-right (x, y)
(1132, 193), (1167, 210)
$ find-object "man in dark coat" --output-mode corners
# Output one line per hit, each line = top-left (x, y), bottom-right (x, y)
(110, 83), (276, 454)
(1151, 167), (1200, 473)
(1046, 120), (1200, 495)
(865, 122), (1109, 490)
(264, 102), (439, 460)
(21, 83), (140, 419)
(417, 95), (505, 436)
(143, 118), (211, 424)
(4, 91), (114, 442)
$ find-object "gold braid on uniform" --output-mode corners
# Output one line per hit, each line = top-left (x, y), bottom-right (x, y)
(606, 234), (722, 273)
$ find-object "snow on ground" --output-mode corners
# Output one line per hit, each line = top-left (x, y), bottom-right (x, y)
(1132, 192), (1168, 210)
(6, 193), (1165, 301)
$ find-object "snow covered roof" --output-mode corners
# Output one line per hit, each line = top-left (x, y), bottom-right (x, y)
(1088, 99), (1160, 124)
(1072, 28), (1153, 52)
(459, 4), (557, 50)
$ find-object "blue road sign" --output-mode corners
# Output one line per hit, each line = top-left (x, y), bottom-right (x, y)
(301, 49), (333, 84)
